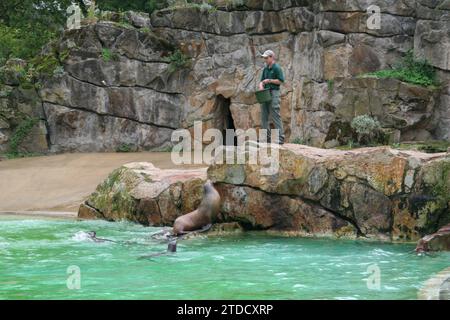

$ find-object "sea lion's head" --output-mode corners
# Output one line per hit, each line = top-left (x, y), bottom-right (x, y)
(87, 231), (97, 238)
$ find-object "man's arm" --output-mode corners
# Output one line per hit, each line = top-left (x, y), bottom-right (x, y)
(259, 69), (266, 90)
(274, 65), (285, 84)
(265, 79), (282, 85)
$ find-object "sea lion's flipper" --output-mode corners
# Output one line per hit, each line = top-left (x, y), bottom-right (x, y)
(174, 224), (212, 241)
(199, 223), (212, 233)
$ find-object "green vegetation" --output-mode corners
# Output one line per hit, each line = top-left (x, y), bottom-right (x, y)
(291, 137), (305, 145)
(141, 27), (152, 34)
(6, 117), (39, 158)
(90, 167), (137, 215)
(337, 139), (450, 153)
(223, 0), (246, 10)
(350, 115), (383, 145)
(165, 0), (222, 13)
(0, 0), (173, 67)
(31, 50), (68, 77)
(0, 48), (69, 89)
(327, 79), (334, 94)
(101, 48), (119, 62)
(87, 1), (98, 19)
(116, 143), (134, 152)
(0, 0), (71, 65)
(158, 145), (174, 152)
(362, 51), (438, 87)
(335, 140), (357, 150)
(391, 141), (450, 154)
(97, 0), (170, 14)
(165, 49), (192, 73)
(198, 2), (217, 13)
(432, 161), (450, 204)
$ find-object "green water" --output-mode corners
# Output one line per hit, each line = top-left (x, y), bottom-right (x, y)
(1, 217), (449, 300)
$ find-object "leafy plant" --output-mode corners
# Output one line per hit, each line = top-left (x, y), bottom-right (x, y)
(351, 115), (383, 146)
(165, 49), (191, 72)
(327, 79), (334, 94)
(363, 51), (438, 87)
(0, 0), (174, 67)
(146, 0), (170, 13)
(101, 48), (119, 62)
(198, 2), (216, 13)
(31, 54), (61, 77)
(116, 143), (134, 153)
(291, 137), (304, 145)
(88, 1), (96, 17)
(159, 145), (173, 152)
(141, 27), (151, 34)
(53, 66), (65, 77)
(225, 0), (245, 10)
(391, 141), (450, 153)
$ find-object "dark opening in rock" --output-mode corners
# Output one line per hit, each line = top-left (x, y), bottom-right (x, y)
(213, 95), (236, 146)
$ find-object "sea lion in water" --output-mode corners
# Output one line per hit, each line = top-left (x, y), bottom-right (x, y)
(173, 180), (220, 236)
(86, 231), (117, 243)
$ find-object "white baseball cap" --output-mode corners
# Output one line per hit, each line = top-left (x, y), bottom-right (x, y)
(261, 50), (275, 58)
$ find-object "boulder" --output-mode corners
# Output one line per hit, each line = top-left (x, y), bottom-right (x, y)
(80, 162), (207, 225)
(123, 11), (151, 28)
(416, 223), (450, 252)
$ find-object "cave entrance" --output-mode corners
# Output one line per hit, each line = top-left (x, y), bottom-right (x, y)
(213, 95), (236, 146)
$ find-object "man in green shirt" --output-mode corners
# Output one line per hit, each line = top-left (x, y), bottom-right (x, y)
(258, 50), (285, 144)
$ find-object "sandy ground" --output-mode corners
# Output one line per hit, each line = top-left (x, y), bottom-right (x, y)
(0, 152), (205, 213)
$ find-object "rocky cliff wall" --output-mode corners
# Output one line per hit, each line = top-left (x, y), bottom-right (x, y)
(0, 0), (449, 153)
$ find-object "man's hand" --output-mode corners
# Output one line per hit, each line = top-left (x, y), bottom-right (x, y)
(258, 82), (265, 90)
(262, 79), (271, 84)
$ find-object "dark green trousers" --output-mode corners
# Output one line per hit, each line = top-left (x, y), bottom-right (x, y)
(260, 89), (285, 144)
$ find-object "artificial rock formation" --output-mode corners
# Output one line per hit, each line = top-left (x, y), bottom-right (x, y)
(79, 144), (450, 241)
(0, 60), (49, 154)
(1, 0), (450, 153)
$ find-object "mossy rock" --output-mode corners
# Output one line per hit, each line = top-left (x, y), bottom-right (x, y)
(413, 159), (450, 234)
(87, 167), (140, 220)
(392, 141), (450, 154)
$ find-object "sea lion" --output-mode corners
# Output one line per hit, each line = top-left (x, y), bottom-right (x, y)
(86, 231), (117, 243)
(172, 180), (220, 236)
(138, 240), (178, 260)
